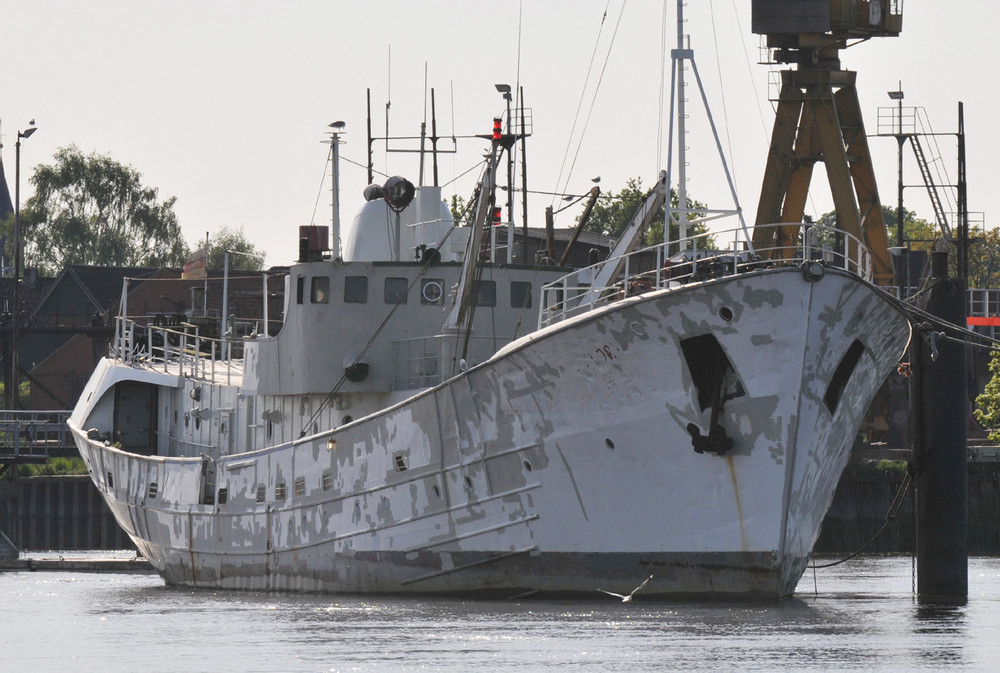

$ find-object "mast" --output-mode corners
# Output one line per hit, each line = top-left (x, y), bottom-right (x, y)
(664, 0), (749, 252)
(443, 133), (504, 359)
(329, 123), (344, 259)
(674, 0), (689, 246)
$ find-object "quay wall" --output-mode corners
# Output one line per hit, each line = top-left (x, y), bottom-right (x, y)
(1, 472), (997, 554)
(0, 476), (134, 551)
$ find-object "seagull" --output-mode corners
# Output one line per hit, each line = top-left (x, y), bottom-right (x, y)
(598, 575), (653, 602)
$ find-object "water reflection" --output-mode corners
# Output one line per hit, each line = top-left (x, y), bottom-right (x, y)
(3, 557), (997, 672)
(910, 602), (967, 666)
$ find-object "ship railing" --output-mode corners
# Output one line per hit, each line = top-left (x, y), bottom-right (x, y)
(539, 223), (874, 328)
(109, 316), (244, 384)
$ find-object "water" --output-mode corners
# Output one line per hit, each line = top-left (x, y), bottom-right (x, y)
(2, 555), (998, 672)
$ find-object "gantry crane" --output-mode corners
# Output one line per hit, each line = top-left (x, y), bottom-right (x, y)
(751, 0), (903, 286)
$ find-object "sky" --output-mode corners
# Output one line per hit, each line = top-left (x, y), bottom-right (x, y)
(2, 1), (996, 269)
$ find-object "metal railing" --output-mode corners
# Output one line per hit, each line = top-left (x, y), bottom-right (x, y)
(539, 223), (874, 328)
(0, 410), (74, 461)
(110, 316), (245, 384)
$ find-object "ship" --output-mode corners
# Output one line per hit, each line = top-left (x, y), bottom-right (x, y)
(68, 2), (912, 599)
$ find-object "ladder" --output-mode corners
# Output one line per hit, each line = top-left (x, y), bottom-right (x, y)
(910, 135), (952, 239)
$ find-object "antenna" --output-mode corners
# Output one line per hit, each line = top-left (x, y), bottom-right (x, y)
(664, 0), (749, 251)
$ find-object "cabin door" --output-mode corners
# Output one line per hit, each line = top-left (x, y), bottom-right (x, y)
(114, 382), (158, 455)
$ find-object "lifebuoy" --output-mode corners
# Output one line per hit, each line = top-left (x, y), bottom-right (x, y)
(422, 280), (443, 303)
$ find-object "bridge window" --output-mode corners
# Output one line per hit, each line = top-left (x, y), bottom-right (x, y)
(311, 276), (330, 304)
(475, 280), (497, 307)
(345, 276), (368, 303)
(511, 281), (532, 309)
(385, 277), (408, 304)
(296, 276), (305, 304)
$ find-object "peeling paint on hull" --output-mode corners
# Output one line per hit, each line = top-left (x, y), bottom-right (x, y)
(70, 267), (910, 600)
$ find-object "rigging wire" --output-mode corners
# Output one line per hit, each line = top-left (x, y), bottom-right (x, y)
(309, 144), (334, 226)
(550, 1), (613, 211)
(708, 0), (739, 194)
(556, 3), (628, 215)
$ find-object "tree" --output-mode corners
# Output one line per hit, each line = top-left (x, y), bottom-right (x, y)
(975, 349), (1000, 443)
(967, 227), (1000, 290)
(14, 145), (189, 274)
(207, 226), (265, 271)
(581, 177), (713, 250)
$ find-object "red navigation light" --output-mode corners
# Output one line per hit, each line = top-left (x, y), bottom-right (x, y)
(491, 207), (503, 225)
(492, 117), (502, 141)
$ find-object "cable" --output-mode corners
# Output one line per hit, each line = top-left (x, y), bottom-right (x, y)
(550, 1), (617, 210)
(809, 468), (913, 570)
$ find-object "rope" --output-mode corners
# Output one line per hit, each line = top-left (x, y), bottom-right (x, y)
(808, 468), (913, 570)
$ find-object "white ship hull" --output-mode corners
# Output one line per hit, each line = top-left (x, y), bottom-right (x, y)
(69, 265), (909, 599)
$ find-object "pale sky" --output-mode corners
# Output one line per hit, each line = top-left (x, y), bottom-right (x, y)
(2, 1), (995, 268)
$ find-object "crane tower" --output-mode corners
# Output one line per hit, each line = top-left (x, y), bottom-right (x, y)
(752, 0), (903, 285)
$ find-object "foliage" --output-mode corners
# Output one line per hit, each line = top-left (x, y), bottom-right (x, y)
(13, 145), (189, 274)
(581, 177), (714, 250)
(814, 204), (1000, 289)
(16, 456), (88, 477)
(967, 227), (1000, 290)
(0, 381), (31, 408)
(207, 226), (265, 271)
(974, 349), (1000, 444)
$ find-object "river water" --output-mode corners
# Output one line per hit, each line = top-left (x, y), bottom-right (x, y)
(1, 555), (998, 672)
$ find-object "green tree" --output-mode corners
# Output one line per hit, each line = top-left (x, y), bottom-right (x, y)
(582, 177), (713, 250)
(811, 205), (937, 257)
(975, 349), (1000, 443)
(207, 226), (265, 271)
(967, 227), (1000, 290)
(14, 145), (188, 274)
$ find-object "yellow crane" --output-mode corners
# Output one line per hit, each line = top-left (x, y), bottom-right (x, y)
(752, 0), (903, 286)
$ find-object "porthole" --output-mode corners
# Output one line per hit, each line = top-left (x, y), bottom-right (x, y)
(523, 460), (533, 472)
(719, 306), (734, 322)
(605, 438), (615, 450)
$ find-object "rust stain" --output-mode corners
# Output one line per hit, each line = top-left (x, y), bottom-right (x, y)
(725, 455), (748, 552)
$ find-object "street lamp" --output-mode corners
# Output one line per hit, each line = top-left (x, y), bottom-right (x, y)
(10, 122), (37, 410)
(887, 86), (904, 248)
